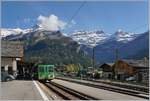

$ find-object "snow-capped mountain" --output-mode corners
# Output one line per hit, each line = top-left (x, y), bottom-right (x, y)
(1, 25), (148, 63)
(1, 24), (49, 40)
(70, 29), (139, 47)
(82, 31), (149, 63)
(2, 24), (74, 45)
(1, 28), (31, 37)
(32, 24), (45, 31)
(1, 24), (46, 38)
(111, 29), (139, 43)
(2, 26), (140, 46)
(70, 30), (109, 47)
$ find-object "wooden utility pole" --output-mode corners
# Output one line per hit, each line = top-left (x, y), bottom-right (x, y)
(114, 48), (119, 80)
(92, 46), (95, 78)
(115, 48), (119, 61)
(92, 47), (95, 70)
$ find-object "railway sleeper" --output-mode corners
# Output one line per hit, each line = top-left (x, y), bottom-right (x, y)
(50, 81), (99, 100)
(56, 77), (149, 99)
(45, 83), (78, 100)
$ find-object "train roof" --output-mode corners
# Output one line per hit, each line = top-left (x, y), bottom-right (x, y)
(38, 64), (54, 67)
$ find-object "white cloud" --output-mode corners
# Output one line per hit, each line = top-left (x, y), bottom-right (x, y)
(37, 14), (67, 31)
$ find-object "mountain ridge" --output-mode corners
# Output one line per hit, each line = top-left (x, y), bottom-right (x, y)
(2, 26), (148, 64)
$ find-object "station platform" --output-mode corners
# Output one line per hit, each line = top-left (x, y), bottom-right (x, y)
(1, 80), (46, 100)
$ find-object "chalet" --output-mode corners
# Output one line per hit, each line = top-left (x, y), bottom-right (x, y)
(112, 60), (136, 80)
(100, 63), (113, 79)
(112, 59), (149, 83)
(1, 41), (24, 77)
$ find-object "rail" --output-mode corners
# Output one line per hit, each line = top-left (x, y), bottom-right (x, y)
(56, 77), (149, 99)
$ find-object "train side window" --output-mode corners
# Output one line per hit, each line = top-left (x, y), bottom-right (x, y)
(46, 66), (48, 72)
(48, 67), (50, 72)
(47, 66), (49, 72)
(43, 67), (45, 72)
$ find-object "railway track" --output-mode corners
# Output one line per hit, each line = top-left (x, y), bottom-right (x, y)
(41, 81), (98, 100)
(56, 77), (149, 99)
(83, 78), (149, 93)
(59, 76), (149, 93)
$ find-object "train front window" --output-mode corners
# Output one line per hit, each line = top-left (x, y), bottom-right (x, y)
(49, 67), (53, 72)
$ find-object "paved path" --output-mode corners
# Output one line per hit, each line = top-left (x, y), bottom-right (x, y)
(52, 79), (147, 100)
(1, 80), (44, 100)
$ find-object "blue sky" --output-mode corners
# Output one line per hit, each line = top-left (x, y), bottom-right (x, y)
(2, 1), (149, 34)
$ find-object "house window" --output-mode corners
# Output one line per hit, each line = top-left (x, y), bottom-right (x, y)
(1, 67), (5, 72)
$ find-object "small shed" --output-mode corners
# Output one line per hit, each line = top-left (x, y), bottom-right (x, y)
(124, 59), (149, 83)
(100, 63), (114, 79)
(133, 66), (149, 83)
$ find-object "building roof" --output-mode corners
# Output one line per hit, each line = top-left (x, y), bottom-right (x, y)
(100, 63), (113, 72)
(123, 59), (149, 68)
(2, 41), (24, 58)
(99, 63), (114, 67)
(107, 63), (114, 67)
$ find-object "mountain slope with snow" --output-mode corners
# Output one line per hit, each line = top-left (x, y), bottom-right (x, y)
(1, 28), (31, 37)
(83, 31), (149, 63)
(70, 29), (140, 47)
(1, 26), (148, 63)
(111, 29), (140, 43)
(1, 26), (92, 66)
(70, 30), (109, 47)
(2, 26), (139, 45)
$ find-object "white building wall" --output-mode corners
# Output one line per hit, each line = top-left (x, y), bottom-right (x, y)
(12, 59), (17, 71)
(1, 58), (13, 68)
(1, 57), (19, 76)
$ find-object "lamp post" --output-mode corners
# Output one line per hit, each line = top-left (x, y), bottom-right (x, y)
(115, 48), (119, 61)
